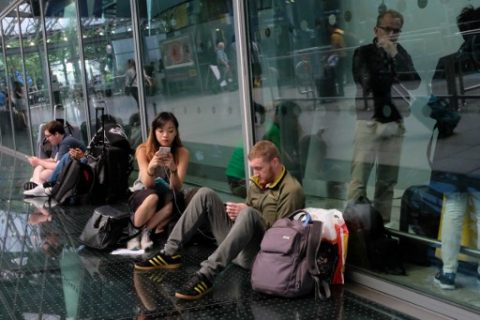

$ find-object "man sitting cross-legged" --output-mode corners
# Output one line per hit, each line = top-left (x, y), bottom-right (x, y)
(134, 140), (305, 300)
(24, 120), (85, 197)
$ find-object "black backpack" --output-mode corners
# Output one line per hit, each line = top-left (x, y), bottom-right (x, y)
(427, 95), (461, 139)
(343, 197), (406, 275)
(50, 159), (95, 205)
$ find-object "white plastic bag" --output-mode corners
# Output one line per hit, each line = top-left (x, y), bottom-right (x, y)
(304, 208), (345, 243)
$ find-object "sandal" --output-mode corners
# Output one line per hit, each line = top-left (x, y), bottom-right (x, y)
(23, 181), (38, 191)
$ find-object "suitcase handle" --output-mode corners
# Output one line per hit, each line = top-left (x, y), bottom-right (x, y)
(95, 106), (105, 147)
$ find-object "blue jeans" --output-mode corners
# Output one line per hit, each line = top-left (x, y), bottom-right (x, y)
(48, 153), (87, 184)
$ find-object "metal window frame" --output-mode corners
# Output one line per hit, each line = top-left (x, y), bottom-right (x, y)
(233, 0), (255, 177)
(16, 3), (35, 153)
(130, 0), (148, 142)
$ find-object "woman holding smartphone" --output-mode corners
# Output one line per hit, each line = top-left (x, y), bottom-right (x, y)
(128, 112), (189, 249)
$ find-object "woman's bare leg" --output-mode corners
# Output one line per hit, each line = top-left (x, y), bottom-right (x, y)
(146, 202), (173, 233)
(133, 194), (158, 228)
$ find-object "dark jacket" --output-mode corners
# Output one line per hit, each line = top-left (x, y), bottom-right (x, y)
(353, 39), (421, 123)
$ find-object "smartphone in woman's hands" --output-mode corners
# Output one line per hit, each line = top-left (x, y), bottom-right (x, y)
(159, 146), (171, 154)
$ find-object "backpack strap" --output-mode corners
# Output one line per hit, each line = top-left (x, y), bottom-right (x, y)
(307, 220), (331, 300)
(426, 122), (437, 168)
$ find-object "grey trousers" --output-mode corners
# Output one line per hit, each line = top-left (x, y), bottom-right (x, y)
(347, 120), (404, 222)
(163, 187), (267, 281)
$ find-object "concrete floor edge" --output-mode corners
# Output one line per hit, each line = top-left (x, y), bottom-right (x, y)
(348, 270), (479, 320)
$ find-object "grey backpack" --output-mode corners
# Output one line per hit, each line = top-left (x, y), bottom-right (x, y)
(251, 213), (331, 299)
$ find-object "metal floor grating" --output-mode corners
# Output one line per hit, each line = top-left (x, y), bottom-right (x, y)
(0, 152), (418, 320)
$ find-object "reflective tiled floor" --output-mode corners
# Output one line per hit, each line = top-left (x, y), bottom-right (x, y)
(0, 151), (418, 320)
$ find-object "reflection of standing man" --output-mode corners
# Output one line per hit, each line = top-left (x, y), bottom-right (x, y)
(215, 41), (232, 85)
(347, 9), (420, 223)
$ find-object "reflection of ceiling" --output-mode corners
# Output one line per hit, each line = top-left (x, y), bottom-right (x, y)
(0, 0), (191, 20)
(155, 0), (188, 12)
(0, 0), (10, 15)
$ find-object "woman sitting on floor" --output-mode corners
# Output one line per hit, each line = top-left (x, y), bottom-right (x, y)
(128, 112), (189, 250)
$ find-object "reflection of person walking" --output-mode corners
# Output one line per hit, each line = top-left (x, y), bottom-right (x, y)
(328, 21), (346, 96)
(12, 80), (28, 128)
(346, 9), (420, 223)
(216, 42), (232, 87)
(125, 59), (139, 108)
(125, 59), (153, 108)
(430, 5), (480, 291)
(51, 75), (62, 106)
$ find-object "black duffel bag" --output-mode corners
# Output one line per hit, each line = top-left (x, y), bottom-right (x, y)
(79, 205), (131, 250)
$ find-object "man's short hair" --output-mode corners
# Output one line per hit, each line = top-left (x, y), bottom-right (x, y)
(377, 9), (404, 27)
(44, 120), (65, 135)
(248, 140), (280, 162)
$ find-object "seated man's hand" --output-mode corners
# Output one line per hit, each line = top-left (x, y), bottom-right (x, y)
(225, 202), (248, 221)
(28, 210), (52, 225)
(28, 156), (40, 167)
(69, 148), (85, 160)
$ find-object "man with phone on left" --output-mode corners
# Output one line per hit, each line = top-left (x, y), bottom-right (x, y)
(24, 120), (85, 197)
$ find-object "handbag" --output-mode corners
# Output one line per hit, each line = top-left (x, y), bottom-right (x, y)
(79, 205), (131, 250)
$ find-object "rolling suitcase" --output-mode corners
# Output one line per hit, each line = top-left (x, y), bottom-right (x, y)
(399, 185), (443, 237)
(399, 185), (443, 266)
(87, 107), (133, 204)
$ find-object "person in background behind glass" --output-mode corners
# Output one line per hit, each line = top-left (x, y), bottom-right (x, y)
(125, 59), (153, 108)
(215, 41), (233, 86)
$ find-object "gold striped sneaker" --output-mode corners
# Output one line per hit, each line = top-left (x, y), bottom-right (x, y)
(134, 250), (182, 271)
(175, 273), (212, 300)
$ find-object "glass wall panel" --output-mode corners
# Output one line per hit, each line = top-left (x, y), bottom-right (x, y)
(136, 0), (244, 193)
(2, 6), (30, 153)
(0, 0), (477, 314)
(246, 0), (480, 312)
(79, 1), (136, 145)
(44, 0), (88, 145)
(0, 16), (11, 148)
(19, 1), (51, 155)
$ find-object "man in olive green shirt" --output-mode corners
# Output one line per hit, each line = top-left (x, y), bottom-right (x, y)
(135, 140), (305, 300)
